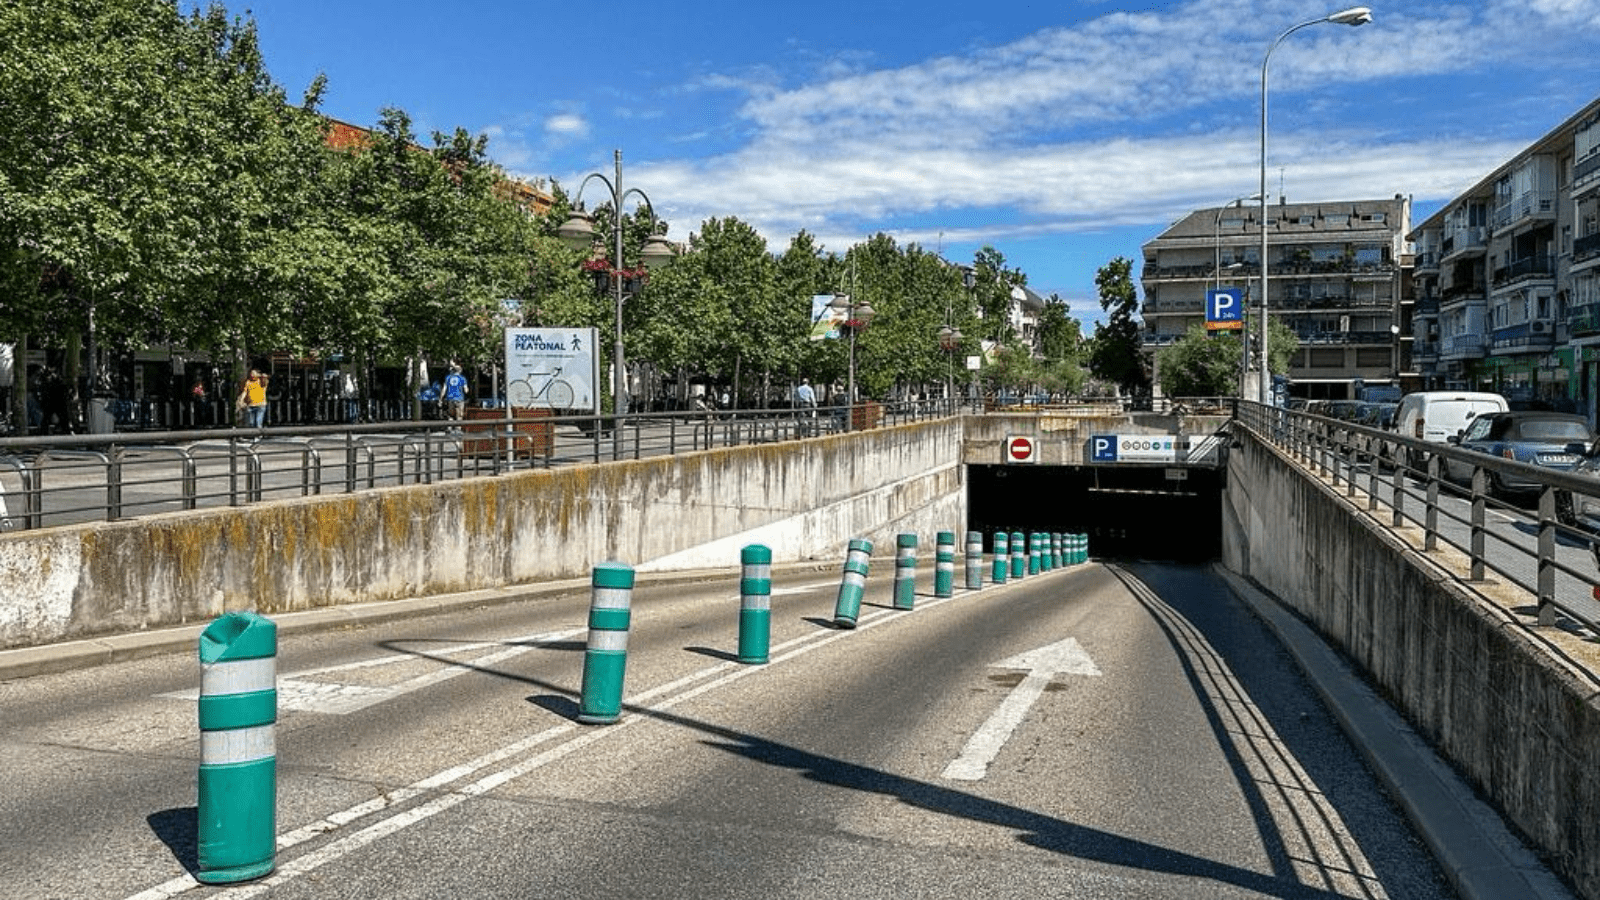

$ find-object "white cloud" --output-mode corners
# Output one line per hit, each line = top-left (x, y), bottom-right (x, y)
(544, 113), (589, 137)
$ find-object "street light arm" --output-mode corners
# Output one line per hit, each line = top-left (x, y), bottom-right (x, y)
(569, 172), (619, 212)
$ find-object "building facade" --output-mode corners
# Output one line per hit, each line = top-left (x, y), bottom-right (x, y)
(1408, 97), (1600, 421)
(1140, 195), (1412, 399)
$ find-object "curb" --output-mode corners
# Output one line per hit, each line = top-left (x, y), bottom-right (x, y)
(1213, 565), (1574, 900)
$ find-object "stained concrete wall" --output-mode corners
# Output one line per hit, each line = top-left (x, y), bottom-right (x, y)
(1224, 425), (1600, 900)
(0, 419), (964, 650)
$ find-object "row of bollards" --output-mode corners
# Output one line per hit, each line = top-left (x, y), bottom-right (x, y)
(190, 527), (1089, 883)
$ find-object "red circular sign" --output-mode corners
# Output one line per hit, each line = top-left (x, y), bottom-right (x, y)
(1006, 437), (1035, 461)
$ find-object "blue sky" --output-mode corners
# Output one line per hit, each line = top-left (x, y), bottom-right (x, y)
(246, 0), (1600, 328)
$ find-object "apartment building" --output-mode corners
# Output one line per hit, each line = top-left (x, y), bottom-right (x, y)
(1140, 195), (1411, 399)
(1409, 96), (1600, 420)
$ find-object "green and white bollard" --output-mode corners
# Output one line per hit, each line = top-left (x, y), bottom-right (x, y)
(964, 530), (984, 591)
(1079, 532), (1090, 564)
(738, 544), (772, 664)
(894, 532), (918, 610)
(991, 532), (1009, 585)
(1028, 533), (1041, 575)
(934, 531), (955, 598)
(1011, 531), (1026, 579)
(196, 611), (278, 885)
(578, 561), (635, 725)
(832, 538), (874, 628)
(1051, 532), (1062, 570)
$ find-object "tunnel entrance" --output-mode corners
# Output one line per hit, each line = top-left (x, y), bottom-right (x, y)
(966, 463), (1224, 562)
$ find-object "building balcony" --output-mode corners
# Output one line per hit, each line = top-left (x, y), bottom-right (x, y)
(1574, 232), (1600, 270)
(1293, 330), (1392, 346)
(1492, 254), (1556, 289)
(1413, 251), (1439, 275)
(1440, 227), (1487, 262)
(1568, 302), (1600, 338)
(1573, 153), (1600, 197)
(1440, 332), (1487, 359)
(1490, 321), (1557, 351)
(1493, 191), (1558, 230)
(1441, 280), (1487, 302)
(1414, 296), (1440, 315)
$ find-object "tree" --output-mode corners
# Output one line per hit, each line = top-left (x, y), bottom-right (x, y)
(1088, 257), (1150, 396)
(1157, 324), (1243, 397)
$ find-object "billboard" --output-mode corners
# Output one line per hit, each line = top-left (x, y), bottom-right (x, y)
(809, 294), (846, 341)
(503, 328), (600, 412)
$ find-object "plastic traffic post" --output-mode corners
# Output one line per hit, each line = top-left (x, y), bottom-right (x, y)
(894, 532), (918, 610)
(832, 538), (874, 628)
(964, 530), (984, 591)
(934, 531), (956, 598)
(991, 532), (1008, 585)
(738, 544), (772, 664)
(196, 611), (278, 885)
(578, 561), (635, 725)
(1011, 531), (1026, 579)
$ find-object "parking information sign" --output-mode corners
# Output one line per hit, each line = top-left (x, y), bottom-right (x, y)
(1206, 288), (1244, 331)
(1090, 435), (1190, 463)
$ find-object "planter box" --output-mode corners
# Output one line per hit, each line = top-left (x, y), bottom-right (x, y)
(460, 406), (554, 458)
(850, 401), (883, 430)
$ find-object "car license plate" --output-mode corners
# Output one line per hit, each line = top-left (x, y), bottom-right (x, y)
(1539, 453), (1579, 465)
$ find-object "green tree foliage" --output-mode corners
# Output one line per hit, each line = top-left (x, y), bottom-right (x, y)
(1088, 257), (1150, 396)
(1157, 324), (1242, 397)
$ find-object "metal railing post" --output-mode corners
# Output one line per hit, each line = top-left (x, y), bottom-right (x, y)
(1469, 469), (1487, 581)
(1538, 487), (1557, 626)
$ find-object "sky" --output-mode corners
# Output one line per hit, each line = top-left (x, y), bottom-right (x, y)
(243, 0), (1600, 329)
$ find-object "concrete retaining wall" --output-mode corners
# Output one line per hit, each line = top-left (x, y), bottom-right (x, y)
(1224, 426), (1600, 899)
(0, 419), (965, 650)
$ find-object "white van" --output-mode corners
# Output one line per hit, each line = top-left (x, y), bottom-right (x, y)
(1393, 390), (1508, 467)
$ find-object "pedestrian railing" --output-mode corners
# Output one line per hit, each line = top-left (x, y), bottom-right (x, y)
(1233, 401), (1600, 641)
(0, 399), (958, 531)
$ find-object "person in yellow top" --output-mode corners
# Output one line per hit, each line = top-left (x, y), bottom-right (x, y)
(238, 370), (268, 428)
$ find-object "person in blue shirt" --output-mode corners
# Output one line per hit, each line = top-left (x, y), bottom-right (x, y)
(442, 364), (468, 420)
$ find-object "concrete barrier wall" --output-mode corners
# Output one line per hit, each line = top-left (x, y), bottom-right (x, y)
(0, 419), (965, 650)
(1223, 427), (1600, 899)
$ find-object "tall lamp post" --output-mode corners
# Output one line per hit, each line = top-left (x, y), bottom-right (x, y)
(557, 150), (675, 443)
(829, 293), (876, 431)
(1259, 6), (1372, 404)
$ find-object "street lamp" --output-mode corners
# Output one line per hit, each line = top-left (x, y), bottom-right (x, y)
(829, 293), (876, 431)
(938, 323), (963, 412)
(1259, 6), (1372, 404)
(557, 149), (675, 446)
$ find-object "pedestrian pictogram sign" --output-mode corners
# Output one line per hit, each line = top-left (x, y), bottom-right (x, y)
(1005, 436), (1037, 463)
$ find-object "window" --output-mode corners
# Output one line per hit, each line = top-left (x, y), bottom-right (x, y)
(1326, 213), (1349, 226)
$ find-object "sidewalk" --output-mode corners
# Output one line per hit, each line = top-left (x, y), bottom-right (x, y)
(1214, 565), (1574, 900)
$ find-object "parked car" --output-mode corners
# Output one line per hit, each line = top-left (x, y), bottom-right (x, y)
(1354, 402), (1397, 429)
(1392, 390), (1509, 471)
(1555, 447), (1600, 570)
(1443, 411), (1592, 494)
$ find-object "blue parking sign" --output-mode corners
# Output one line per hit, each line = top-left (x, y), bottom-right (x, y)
(1090, 435), (1118, 463)
(1206, 288), (1244, 331)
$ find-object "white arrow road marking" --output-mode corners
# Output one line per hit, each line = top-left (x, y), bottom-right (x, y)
(941, 637), (1101, 782)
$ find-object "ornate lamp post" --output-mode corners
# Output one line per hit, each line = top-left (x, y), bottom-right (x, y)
(557, 150), (675, 450)
(829, 293), (876, 431)
(938, 325), (963, 413)
(1259, 7), (1372, 404)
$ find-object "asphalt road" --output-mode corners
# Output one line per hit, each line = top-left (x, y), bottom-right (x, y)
(2, 562), (1468, 899)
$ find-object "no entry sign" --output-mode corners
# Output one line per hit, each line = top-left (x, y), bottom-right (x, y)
(1005, 436), (1037, 463)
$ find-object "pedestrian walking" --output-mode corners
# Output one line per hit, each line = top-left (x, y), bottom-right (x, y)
(442, 364), (468, 421)
(237, 370), (268, 429)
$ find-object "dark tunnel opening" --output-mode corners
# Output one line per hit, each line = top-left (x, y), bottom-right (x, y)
(966, 463), (1224, 563)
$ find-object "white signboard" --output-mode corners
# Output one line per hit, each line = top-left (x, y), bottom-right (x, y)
(504, 328), (600, 412)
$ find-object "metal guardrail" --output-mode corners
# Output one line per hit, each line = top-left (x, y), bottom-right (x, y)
(0, 400), (960, 531)
(1234, 402), (1600, 640)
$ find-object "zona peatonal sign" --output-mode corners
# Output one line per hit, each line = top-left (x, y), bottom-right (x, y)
(504, 328), (600, 413)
